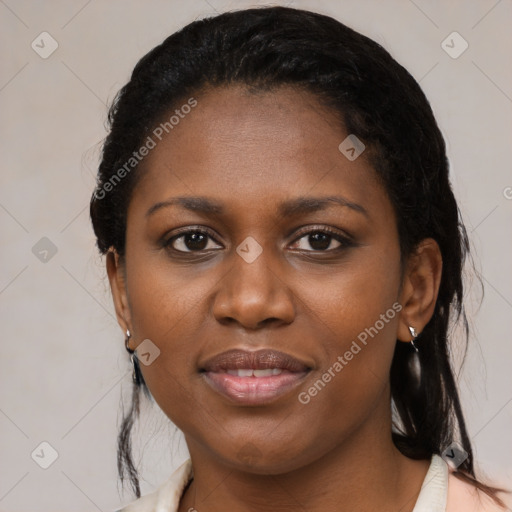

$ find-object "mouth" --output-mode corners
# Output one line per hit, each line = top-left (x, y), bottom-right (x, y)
(199, 348), (312, 406)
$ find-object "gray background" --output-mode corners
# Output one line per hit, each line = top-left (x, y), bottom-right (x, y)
(0, 0), (511, 510)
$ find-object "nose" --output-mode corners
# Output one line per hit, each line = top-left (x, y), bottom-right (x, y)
(212, 247), (296, 330)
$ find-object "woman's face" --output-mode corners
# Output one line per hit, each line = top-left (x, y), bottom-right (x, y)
(110, 84), (413, 473)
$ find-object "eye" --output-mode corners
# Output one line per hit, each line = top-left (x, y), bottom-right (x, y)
(290, 227), (351, 252)
(165, 228), (222, 253)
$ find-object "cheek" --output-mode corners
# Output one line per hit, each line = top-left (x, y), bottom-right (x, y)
(296, 245), (402, 409)
(304, 241), (402, 345)
(126, 249), (214, 339)
(123, 255), (211, 400)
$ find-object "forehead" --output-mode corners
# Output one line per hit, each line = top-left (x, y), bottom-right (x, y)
(129, 84), (390, 221)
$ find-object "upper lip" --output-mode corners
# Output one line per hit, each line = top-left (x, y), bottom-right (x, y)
(200, 348), (312, 373)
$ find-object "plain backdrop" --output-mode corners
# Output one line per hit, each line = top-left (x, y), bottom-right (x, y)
(1, 1), (511, 510)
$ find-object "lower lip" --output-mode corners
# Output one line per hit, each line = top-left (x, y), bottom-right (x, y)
(202, 371), (309, 405)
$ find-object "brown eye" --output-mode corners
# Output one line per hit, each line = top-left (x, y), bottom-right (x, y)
(290, 227), (352, 252)
(166, 230), (222, 253)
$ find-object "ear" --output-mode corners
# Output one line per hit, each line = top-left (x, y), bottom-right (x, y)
(397, 238), (443, 343)
(106, 249), (133, 341)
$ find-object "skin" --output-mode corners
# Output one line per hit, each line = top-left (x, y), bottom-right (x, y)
(107, 84), (443, 512)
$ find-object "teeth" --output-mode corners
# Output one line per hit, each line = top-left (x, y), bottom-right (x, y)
(253, 369), (274, 377)
(225, 369), (283, 377)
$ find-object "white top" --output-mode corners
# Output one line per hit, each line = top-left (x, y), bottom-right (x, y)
(116, 454), (510, 512)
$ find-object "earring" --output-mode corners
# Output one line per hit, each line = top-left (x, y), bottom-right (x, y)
(124, 329), (139, 384)
(407, 325), (421, 390)
(125, 329), (134, 354)
(408, 326), (419, 352)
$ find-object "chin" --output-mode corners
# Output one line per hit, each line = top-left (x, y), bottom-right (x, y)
(213, 442), (316, 475)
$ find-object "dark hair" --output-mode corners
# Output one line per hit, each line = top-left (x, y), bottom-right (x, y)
(90, 5), (510, 507)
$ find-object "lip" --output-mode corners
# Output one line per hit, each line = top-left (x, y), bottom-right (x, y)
(200, 348), (312, 406)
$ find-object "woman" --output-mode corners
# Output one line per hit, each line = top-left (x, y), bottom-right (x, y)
(89, 6), (511, 512)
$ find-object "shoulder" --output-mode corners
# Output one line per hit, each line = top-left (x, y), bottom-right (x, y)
(446, 470), (512, 512)
(115, 459), (194, 512)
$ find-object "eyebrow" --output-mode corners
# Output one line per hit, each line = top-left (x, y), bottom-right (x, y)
(146, 195), (369, 219)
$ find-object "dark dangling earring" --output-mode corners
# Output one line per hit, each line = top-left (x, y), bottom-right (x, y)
(407, 326), (421, 390)
(125, 329), (140, 385)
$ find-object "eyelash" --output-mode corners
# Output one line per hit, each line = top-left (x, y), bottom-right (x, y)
(163, 225), (353, 254)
